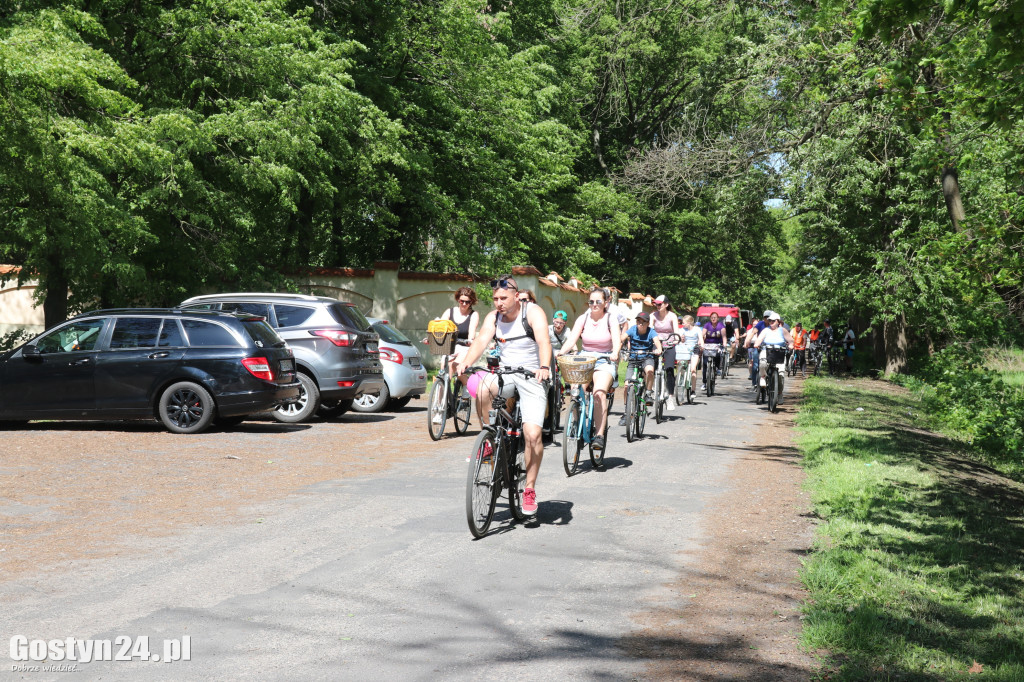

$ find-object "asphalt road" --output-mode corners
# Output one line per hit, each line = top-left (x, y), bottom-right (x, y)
(2, 371), (771, 681)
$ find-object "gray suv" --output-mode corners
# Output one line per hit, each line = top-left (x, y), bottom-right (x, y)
(179, 293), (384, 422)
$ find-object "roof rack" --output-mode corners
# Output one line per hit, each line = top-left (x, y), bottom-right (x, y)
(180, 292), (322, 303)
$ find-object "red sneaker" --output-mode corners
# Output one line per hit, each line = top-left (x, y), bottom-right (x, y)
(522, 487), (538, 516)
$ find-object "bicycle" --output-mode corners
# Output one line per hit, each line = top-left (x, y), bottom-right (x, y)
(623, 352), (653, 442)
(465, 366), (535, 538)
(721, 340), (733, 379)
(702, 344), (721, 397)
(675, 349), (695, 405)
(543, 360), (563, 440)
(559, 355), (615, 475)
(763, 344), (787, 413)
(808, 342), (822, 376)
(827, 342), (842, 376)
(427, 354), (472, 441)
(653, 333), (680, 424)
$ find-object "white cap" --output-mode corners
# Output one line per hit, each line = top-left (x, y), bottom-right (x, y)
(763, 309), (773, 317)
(654, 295), (667, 304)
(768, 312), (781, 321)
(725, 315), (733, 322)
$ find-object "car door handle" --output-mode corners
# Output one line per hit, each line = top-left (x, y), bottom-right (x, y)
(148, 352), (170, 359)
(69, 358), (92, 367)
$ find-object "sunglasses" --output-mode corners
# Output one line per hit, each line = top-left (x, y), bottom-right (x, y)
(588, 299), (604, 306)
(490, 277), (518, 290)
(459, 299), (472, 304)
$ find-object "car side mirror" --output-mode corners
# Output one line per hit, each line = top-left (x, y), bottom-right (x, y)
(22, 344), (41, 360)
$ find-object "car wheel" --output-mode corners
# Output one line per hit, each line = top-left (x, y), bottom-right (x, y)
(159, 381), (215, 434)
(389, 396), (413, 410)
(272, 373), (319, 423)
(352, 383), (390, 413)
(319, 398), (353, 419)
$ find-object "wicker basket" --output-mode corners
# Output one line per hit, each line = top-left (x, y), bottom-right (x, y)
(557, 355), (596, 384)
(426, 319), (458, 356)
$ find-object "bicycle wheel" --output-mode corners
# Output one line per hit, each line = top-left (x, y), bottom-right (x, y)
(427, 380), (448, 441)
(562, 401), (582, 476)
(654, 371), (664, 424)
(767, 370), (778, 412)
(509, 442), (528, 522)
(625, 387), (637, 443)
(466, 431), (498, 538)
(636, 392), (647, 438)
(813, 352), (820, 376)
(453, 381), (472, 434)
(675, 374), (686, 406)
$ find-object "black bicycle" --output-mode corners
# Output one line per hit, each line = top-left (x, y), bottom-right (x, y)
(623, 352), (653, 443)
(466, 367), (535, 538)
(763, 344), (787, 413)
(702, 344), (722, 397)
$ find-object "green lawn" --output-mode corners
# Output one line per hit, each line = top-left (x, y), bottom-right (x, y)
(985, 347), (1024, 388)
(796, 377), (1024, 680)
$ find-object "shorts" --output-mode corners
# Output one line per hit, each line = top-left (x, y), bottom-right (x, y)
(638, 356), (656, 371)
(480, 372), (547, 427)
(846, 348), (854, 357)
(579, 351), (617, 378)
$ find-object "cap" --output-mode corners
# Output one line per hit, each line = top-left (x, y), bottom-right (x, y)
(636, 311), (651, 323)
(654, 295), (667, 304)
(724, 315), (733, 322)
(554, 310), (568, 321)
(763, 309), (773, 317)
(768, 312), (781, 321)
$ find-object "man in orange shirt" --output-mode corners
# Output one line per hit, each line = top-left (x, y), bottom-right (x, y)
(793, 322), (808, 377)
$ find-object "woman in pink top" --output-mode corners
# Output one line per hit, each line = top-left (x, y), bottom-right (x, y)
(651, 295), (681, 407)
(555, 288), (622, 451)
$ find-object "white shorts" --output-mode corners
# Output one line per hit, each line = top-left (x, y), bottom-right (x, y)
(479, 372), (547, 427)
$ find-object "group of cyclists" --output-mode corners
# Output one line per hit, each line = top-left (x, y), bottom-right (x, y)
(433, 275), (856, 519)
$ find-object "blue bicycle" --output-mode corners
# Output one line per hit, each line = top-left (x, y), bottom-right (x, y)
(558, 355), (615, 476)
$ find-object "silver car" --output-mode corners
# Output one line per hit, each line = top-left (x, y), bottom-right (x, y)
(353, 318), (427, 413)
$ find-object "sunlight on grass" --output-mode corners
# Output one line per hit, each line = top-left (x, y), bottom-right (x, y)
(796, 378), (1024, 680)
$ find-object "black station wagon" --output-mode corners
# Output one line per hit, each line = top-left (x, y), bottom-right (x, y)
(0, 309), (300, 433)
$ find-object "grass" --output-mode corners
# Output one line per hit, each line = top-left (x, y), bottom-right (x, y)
(985, 347), (1024, 388)
(796, 377), (1024, 680)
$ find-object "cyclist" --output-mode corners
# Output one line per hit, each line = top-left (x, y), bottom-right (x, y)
(679, 314), (704, 392)
(456, 275), (552, 516)
(549, 310), (570, 356)
(843, 321), (856, 372)
(618, 312), (663, 425)
(651, 295), (681, 409)
(427, 286), (480, 381)
(753, 312), (795, 403)
(701, 312), (726, 389)
(744, 310), (772, 389)
(792, 322), (808, 376)
(555, 287), (622, 452)
(724, 315), (741, 365)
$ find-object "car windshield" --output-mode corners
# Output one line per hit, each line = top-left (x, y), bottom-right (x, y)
(328, 303), (372, 332)
(373, 322), (412, 345)
(241, 319), (286, 348)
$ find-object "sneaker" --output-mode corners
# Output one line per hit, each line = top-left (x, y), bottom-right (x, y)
(479, 440), (493, 462)
(432, 412), (443, 425)
(592, 435), (605, 451)
(618, 414), (628, 426)
(522, 487), (538, 516)
(759, 377), (766, 387)
(700, 383), (706, 390)
(666, 397), (675, 411)
(644, 390), (653, 402)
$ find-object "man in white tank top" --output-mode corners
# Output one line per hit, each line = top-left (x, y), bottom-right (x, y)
(456, 275), (552, 516)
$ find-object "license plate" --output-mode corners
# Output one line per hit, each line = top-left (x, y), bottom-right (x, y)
(410, 357), (422, 369)
(366, 343), (378, 354)
(280, 359), (294, 371)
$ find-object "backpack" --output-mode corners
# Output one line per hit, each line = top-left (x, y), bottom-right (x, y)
(493, 302), (536, 344)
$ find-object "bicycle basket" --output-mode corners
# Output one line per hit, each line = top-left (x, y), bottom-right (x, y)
(765, 347), (787, 365)
(426, 319), (458, 355)
(703, 344), (721, 358)
(557, 355), (596, 384)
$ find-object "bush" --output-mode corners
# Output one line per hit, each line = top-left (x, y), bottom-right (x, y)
(902, 343), (1024, 469)
(0, 329), (31, 352)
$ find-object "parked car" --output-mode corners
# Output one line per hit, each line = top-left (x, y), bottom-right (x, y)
(179, 293), (384, 422)
(0, 309), (300, 434)
(353, 318), (427, 413)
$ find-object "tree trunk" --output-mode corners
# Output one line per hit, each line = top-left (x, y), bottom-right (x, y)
(42, 256), (69, 329)
(941, 165), (964, 231)
(884, 313), (909, 374)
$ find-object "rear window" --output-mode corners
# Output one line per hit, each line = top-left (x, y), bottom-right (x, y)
(328, 303), (372, 332)
(274, 304), (315, 328)
(241, 319), (286, 349)
(181, 319), (241, 347)
(220, 302), (271, 318)
(373, 322), (411, 345)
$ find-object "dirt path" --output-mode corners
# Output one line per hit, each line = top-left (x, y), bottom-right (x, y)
(629, 376), (821, 680)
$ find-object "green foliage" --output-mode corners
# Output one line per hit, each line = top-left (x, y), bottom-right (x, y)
(0, 329), (31, 352)
(797, 378), (1024, 679)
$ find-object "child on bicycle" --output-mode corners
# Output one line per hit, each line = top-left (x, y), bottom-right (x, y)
(618, 312), (662, 425)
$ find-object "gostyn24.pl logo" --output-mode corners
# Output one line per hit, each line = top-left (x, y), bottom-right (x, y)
(10, 635), (191, 665)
